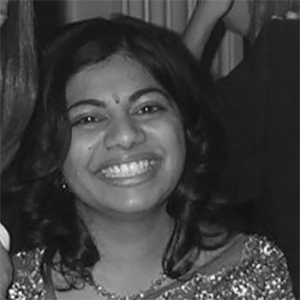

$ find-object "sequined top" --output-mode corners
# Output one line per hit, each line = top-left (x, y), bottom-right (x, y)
(8, 235), (295, 299)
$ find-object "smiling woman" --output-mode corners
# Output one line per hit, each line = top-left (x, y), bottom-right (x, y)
(64, 54), (185, 216)
(3, 15), (295, 300)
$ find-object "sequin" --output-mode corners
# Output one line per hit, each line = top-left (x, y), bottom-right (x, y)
(8, 249), (46, 300)
(8, 235), (295, 299)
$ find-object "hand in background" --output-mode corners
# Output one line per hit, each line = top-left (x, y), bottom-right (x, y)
(183, 0), (235, 60)
(0, 223), (12, 299)
(0, 0), (9, 28)
(194, 0), (235, 22)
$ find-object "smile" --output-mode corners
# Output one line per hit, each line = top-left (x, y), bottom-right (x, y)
(101, 160), (156, 179)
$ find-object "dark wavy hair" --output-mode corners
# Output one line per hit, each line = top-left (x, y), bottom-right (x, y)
(0, 0), (36, 172)
(5, 15), (234, 288)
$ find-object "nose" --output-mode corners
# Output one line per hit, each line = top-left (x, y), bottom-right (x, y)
(103, 116), (145, 150)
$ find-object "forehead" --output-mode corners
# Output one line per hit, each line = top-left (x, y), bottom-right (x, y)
(66, 54), (161, 103)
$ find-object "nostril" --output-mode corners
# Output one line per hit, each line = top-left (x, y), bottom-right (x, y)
(104, 121), (145, 150)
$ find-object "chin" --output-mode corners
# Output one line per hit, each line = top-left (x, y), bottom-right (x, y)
(100, 187), (170, 217)
(112, 195), (165, 215)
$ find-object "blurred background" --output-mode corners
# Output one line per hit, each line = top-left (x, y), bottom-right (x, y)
(34, 0), (300, 77)
(34, 0), (244, 79)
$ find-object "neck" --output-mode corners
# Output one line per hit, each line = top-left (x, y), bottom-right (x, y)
(77, 203), (175, 294)
(78, 202), (174, 268)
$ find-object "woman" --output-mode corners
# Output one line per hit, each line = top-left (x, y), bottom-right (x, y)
(0, 0), (36, 297)
(184, 0), (299, 296)
(4, 16), (294, 299)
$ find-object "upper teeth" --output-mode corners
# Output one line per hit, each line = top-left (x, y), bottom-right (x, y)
(101, 160), (155, 178)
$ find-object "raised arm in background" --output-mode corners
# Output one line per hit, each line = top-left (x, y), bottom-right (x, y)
(183, 1), (299, 297)
(183, 0), (250, 60)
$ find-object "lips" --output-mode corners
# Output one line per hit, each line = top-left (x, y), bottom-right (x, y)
(101, 159), (156, 178)
(95, 154), (161, 185)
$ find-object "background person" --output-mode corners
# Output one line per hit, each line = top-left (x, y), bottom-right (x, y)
(0, 0), (36, 298)
(184, 0), (299, 296)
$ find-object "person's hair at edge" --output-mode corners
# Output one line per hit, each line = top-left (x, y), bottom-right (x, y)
(0, 0), (36, 172)
(5, 15), (240, 290)
(248, 0), (300, 41)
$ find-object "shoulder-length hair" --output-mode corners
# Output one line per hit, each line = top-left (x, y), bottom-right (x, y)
(0, 0), (36, 172)
(7, 15), (232, 288)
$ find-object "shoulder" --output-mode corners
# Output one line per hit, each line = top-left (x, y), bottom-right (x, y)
(155, 234), (295, 299)
(194, 234), (295, 298)
(203, 233), (292, 277)
(240, 235), (293, 290)
(243, 234), (284, 259)
(239, 235), (295, 297)
(8, 248), (47, 300)
(241, 234), (292, 276)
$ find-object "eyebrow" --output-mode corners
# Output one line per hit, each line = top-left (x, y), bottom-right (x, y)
(67, 87), (172, 111)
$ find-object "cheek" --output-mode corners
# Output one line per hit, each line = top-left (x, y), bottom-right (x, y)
(158, 120), (186, 166)
(63, 135), (95, 178)
(172, 126), (186, 168)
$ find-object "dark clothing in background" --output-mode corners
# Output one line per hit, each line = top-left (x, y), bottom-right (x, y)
(207, 19), (299, 297)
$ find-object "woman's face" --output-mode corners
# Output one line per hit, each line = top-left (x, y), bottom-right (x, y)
(63, 54), (186, 217)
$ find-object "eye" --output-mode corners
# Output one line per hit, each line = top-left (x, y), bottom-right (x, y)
(71, 114), (107, 128)
(134, 103), (166, 115)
